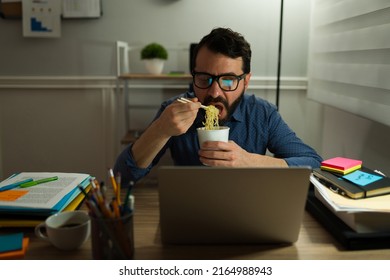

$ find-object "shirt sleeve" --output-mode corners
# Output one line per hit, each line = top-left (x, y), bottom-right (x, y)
(113, 143), (152, 186)
(113, 97), (177, 186)
(266, 105), (323, 168)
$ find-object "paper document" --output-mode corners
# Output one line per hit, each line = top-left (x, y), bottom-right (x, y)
(0, 172), (90, 210)
(310, 175), (390, 213)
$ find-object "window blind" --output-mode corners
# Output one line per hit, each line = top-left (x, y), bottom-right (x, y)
(307, 0), (390, 126)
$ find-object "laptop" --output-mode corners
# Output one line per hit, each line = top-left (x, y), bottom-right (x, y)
(157, 166), (311, 245)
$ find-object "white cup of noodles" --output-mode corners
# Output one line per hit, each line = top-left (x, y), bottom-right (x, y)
(197, 126), (230, 147)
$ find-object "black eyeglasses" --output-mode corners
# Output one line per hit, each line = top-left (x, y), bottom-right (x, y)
(192, 71), (246, 91)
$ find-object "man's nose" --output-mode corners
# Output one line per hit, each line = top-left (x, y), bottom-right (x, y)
(207, 79), (221, 98)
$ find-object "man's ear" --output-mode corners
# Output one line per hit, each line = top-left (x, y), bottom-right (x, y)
(244, 73), (252, 90)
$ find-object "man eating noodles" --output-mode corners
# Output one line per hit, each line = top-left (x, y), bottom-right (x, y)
(114, 27), (322, 186)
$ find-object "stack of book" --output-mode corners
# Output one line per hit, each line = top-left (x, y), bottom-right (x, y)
(0, 172), (91, 227)
(310, 174), (390, 234)
(313, 157), (390, 199)
(307, 157), (390, 249)
(311, 156), (390, 232)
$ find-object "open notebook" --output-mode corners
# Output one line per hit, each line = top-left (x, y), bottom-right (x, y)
(158, 166), (311, 245)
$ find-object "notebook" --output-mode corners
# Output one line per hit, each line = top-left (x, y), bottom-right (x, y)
(157, 166), (312, 245)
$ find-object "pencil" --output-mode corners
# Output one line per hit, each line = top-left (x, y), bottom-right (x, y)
(122, 180), (135, 215)
(115, 172), (122, 205)
(109, 169), (118, 195)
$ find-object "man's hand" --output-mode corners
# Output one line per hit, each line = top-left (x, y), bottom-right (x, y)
(131, 97), (201, 169)
(198, 140), (288, 167)
(155, 98), (201, 137)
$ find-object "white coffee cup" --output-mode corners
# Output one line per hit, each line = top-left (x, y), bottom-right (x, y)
(35, 210), (91, 251)
(197, 126), (230, 147)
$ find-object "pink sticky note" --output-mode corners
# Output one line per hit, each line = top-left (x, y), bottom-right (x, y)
(321, 157), (362, 170)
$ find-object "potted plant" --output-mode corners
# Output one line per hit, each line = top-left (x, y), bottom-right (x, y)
(141, 42), (168, 74)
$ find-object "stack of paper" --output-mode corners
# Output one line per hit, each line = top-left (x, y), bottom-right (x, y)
(0, 172), (91, 227)
(320, 157), (362, 175)
(310, 175), (390, 233)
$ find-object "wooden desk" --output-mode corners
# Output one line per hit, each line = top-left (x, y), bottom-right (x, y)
(12, 183), (390, 259)
(118, 74), (192, 145)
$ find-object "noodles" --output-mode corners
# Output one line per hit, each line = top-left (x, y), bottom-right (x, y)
(203, 105), (219, 130)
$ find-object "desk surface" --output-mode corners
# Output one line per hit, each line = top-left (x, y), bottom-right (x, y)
(13, 183), (390, 260)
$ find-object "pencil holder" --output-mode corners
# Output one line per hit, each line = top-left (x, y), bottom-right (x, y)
(90, 212), (134, 259)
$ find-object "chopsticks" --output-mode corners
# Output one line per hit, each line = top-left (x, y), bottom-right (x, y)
(177, 97), (208, 109)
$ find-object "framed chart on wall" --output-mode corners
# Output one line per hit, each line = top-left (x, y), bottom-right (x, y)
(62, 0), (102, 18)
(22, 0), (61, 38)
(0, 0), (102, 20)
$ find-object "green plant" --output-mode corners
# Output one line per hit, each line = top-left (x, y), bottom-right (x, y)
(141, 43), (168, 60)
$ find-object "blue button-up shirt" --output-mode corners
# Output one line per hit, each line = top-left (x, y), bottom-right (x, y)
(115, 92), (323, 186)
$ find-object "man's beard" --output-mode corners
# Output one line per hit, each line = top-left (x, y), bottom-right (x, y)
(203, 90), (244, 125)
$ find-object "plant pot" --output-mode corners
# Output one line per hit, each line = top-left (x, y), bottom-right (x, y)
(143, 59), (165, 74)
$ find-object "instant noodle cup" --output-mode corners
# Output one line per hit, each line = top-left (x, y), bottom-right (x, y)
(197, 126), (230, 147)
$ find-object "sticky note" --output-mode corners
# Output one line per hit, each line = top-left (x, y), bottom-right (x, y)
(0, 233), (24, 253)
(321, 157), (362, 170)
(0, 190), (28, 201)
(343, 170), (382, 187)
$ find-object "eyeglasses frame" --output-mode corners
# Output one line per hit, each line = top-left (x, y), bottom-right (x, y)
(191, 71), (247, 91)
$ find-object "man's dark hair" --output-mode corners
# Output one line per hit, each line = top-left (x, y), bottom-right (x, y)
(191, 27), (252, 74)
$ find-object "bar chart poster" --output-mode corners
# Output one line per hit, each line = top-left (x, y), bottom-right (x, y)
(22, 0), (61, 38)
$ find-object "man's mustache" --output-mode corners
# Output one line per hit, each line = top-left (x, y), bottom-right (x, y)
(203, 96), (228, 109)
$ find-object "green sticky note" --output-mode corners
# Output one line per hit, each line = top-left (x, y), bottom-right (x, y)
(0, 233), (23, 253)
(343, 170), (382, 187)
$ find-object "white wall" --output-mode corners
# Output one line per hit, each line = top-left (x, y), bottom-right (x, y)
(0, 78), (118, 181)
(308, 0), (390, 176)
(0, 0), (310, 77)
(320, 105), (390, 176)
(307, 0), (390, 127)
